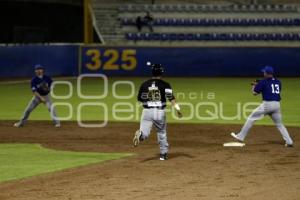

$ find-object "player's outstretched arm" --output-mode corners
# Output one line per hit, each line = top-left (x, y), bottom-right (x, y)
(171, 99), (183, 118)
(252, 86), (259, 96)
(251, 79), (260, 96)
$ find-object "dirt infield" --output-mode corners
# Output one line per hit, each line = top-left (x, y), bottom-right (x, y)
(0, 121), (300, 200)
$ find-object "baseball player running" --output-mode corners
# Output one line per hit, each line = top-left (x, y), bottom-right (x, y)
(14, 64), (60, 127)
(133, 63), (182, 161)
(231, 66), (293, 147)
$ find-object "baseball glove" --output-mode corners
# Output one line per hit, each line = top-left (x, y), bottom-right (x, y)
(39, 82), (50, 93)
(251, 79), (260, 86)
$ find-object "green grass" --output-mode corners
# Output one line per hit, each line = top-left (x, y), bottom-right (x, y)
(0, 144), (131, 183)
(0, 77), (299, 126)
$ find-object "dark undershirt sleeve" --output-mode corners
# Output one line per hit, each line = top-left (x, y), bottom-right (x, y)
(31, 79), (37, 92)
(137, 85), (143, 102)
(254, 81), (263, 94)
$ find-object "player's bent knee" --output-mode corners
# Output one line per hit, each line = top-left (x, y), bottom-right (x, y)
(158, 134), (167, 141)
(25, 110), (32, 114)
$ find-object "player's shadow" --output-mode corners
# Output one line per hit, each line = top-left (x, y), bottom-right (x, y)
(140, 152), (194, 163)
(264, 140), (284, 145)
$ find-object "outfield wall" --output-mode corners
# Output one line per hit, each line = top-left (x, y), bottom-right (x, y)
(1, 45), (300, 78)
(0, 45), (78, 78)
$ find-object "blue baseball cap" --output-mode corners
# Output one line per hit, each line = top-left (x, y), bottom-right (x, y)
(261, 66), (274, 74)
(34, 64), (44, 70)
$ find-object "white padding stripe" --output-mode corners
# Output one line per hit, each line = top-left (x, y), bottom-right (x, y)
(165, 88), (172, 93)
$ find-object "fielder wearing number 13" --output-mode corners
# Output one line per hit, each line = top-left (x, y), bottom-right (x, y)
(231, 66), (294, 147)
(133, 63), (183, 161)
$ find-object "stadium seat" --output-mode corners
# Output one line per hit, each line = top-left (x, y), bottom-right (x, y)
(121, 17), (300, 27)
(119, 4), (298, 13)
(121, 3), (300, 43)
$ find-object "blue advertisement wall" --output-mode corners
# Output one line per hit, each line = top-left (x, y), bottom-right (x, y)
(80, 46), (300, 77)
(0, 45), (78, 78)
(1, 45), (300, 78)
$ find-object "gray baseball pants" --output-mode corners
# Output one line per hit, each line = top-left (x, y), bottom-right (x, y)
(139, 108), (169, 154)
(236, 101), (293, 145)
(19, 95), (59, 125)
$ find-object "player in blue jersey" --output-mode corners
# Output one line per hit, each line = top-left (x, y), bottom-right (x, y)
(14, 64), (60, 127)
(231, 66), (293, 147)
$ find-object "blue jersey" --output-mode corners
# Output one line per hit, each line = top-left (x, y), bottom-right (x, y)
(31, 75), (53, 96)
(254, 77), (281, 101)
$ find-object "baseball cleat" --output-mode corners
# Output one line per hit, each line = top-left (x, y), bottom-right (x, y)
(13, 122), (23, 128)
(133, 130), (142, 147)
(55, 124), (61, 128)
(285, 143), (294, 148)
(230, 132), (243, 142)
(159, 153), (168, 161)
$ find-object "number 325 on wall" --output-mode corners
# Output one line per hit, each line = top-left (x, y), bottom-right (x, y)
(85, 49), (137, 71)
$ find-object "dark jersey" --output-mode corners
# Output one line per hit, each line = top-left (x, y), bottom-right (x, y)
(254, 77), (281, 101)
(31, 75), (53, 96)
(137, 78), (175, 109)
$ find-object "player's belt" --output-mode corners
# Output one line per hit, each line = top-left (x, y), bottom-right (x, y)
(143, 101), (165, 110)
(144, 107), (165, 110)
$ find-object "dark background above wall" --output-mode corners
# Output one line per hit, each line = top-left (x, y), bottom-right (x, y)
(0, 1), (83, 43)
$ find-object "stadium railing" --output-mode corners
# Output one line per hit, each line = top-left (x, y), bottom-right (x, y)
(125, 32), (300, 41)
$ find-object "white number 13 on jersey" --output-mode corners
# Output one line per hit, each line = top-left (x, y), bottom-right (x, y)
(271, 84), (280, 94)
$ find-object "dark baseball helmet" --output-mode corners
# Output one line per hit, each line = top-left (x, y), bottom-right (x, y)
(150, 63), (164, 77)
